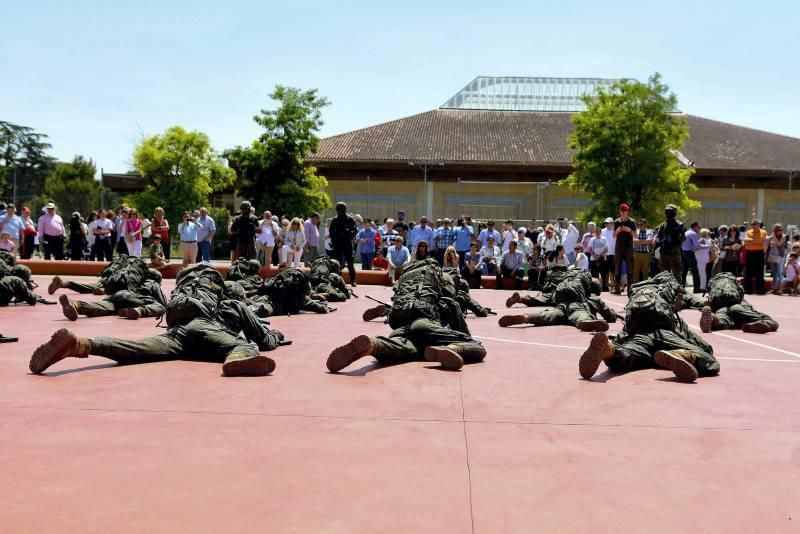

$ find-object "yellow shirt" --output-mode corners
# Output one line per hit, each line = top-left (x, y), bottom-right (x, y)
(744, 228), (766, 251)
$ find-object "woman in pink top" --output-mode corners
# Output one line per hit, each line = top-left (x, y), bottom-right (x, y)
(125, 209), (143, 257)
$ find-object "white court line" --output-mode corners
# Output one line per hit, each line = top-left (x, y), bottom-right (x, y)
(474, 335), (585, 350)
(600, 297), (800, 361)
(476, 334), (800, 364)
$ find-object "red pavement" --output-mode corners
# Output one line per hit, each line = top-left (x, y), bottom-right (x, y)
(1, 276), (798, 533)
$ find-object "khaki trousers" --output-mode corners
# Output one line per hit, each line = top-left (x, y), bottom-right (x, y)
(180, 242), (198, 267)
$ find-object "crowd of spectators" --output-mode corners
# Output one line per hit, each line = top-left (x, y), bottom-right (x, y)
(1, 199), (797, 295)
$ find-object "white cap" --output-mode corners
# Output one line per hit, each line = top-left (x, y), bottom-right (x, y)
(604, 217), (614, 223)
(45, 202), (55, 209)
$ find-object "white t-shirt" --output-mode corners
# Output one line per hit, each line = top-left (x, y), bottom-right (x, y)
(257, 219), (280, 245)
(90, 218), (113, 241)
(570, 252), (590, 270)
(601, 227), (616, 252)
(141, 218), (152, 239)
(501, 229), (515, 252)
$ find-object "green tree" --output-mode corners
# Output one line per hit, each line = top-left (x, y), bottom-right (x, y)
(42, 156), (112, 216)
(130, 126), (235, 238)
(225, 86), (332, 216)
(0, 121), (56, 204)
(563, 74), (699, 223)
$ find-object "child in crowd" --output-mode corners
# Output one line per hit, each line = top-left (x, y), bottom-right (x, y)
(371, 248), (388, 270)
(0, 231), (16, 253)
(782, 253), (799, 295)
(148, 235), (168, 271)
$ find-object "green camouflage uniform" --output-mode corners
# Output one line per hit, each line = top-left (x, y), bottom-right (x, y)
(0, 253), (39, 306)
(507, 271), (616, 329)
(86, 264), (285, 367)
(606, 285), (720, 376)
(705, 272), (778, 331)
(309, 256), (351, 302)
(367, 259), (485, 365)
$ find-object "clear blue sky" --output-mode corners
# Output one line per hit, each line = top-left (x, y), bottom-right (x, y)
(2, 0), (798, 173)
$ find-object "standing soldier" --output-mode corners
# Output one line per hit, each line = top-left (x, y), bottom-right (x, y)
(654, 204), (685, 280)
(230, 201), (261, 261)
(328, 202), (358, 287)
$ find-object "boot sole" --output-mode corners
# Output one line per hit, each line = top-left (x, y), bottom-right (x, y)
(576, 319), (609, 332)
(327, 335), (373, 373)
(123, 309), (142, 321)
(362, 306), (388, 322)
(499, 315), (528, 327)
(505, 292), (521, 308)
(423, 347), (464, 371)
(30, 328), (74, 374)
(47, 277), (61, 295)
(654, 350), (698, 382)
(742, 321), (771, 334)
(579, 333), (610, 380)
(222, 354), (276, 377)
(59, 295), (78, 321)
(699, 306), (715, 333)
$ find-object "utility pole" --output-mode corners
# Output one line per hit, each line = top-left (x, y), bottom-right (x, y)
(774, 169), (797, 226)
(408, 161), (444, 218)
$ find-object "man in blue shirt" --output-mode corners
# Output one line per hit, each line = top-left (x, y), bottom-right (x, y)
(177, 211), (199, 267)
(357, 218), (377, 270)
(681, 221), (701, 293)
(434, 218), (455, 263)
(478, 220), (501, 249)
(410, 217), (434, 256)
(387, 236), (411, 282)
(194, 207), (216, 263)
(453, 217), (474, 268)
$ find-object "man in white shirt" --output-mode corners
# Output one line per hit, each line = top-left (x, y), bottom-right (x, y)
(0, 204), (24, 254)
(37, 202), (66, 260)
(89, 210), (114, 261)
(559, 220), (580, 263)
(479, 236), (501, 275)
(195, 207), (216, 263)
(501, 220), (516, 253)
(496, 240), (526, 290)
(600, 217), (617, 290)
(257, 211), (280, 267)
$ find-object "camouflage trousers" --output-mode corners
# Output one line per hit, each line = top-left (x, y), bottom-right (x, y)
(712, 304), (778, 331)
(659, 250), (682, 282)
(90, 317), (275, 366)
(65, 280), (104, 294)
(74, 290), (165, 318)
(371, 318), (485, 366)
(524, 302), (595, 327)
(0, 276), (37, 306)
(607, 328), (720, 377)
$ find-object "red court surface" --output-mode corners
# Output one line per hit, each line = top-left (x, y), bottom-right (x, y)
(1, 276), (798, 533)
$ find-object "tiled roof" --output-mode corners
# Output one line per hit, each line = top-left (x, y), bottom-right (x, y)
(310, 109), (800, 172)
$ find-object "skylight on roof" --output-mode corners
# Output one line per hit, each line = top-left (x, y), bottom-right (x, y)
(440, 76), (623, 112)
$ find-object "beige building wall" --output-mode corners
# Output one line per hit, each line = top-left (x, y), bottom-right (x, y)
(325, 178), (798, 230)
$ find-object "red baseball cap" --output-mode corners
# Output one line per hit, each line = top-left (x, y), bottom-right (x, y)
(619, 203), (630, 212)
